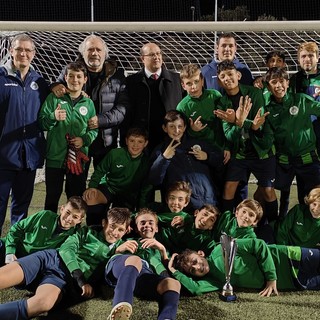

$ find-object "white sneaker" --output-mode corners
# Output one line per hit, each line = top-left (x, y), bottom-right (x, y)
(107, 302), (132, 320)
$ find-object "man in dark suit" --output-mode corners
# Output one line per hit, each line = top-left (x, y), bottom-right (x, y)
(125, 42), (184, 153)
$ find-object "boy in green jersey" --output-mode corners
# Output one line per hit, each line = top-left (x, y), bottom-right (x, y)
(214, 61), (278, 223)
(275, 187), (320, 248)
(177, 64), (229, 200)
(264, 67), (320, 206)
(156, 203), (219, 256)
(0, 207), (131, 319)
(155, 181), (192, 228)
(83, 127), (150, 225)
(214, 199), (263, 241)
(169, 238), (320, 296)
(0, 196), (86, 266)
(39, 62), (98, 212)
(105, 208), (181, 320)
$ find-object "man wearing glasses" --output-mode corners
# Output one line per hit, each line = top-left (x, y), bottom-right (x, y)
(125, 42), (184, 153)
(0, 34), (49, 234)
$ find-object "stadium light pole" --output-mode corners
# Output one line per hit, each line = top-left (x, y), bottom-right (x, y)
(91, 0), (94, 22)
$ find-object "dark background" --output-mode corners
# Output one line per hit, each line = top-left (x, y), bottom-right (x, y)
(1, 0), (319, 21)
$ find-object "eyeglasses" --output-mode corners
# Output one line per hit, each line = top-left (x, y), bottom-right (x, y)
(13, 48), (35, 54)
(142, 51), (162, 58)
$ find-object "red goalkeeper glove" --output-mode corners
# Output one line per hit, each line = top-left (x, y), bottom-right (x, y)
(65, 134), (89, 175)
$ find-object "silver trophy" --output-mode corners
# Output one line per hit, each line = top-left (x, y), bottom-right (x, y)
(219, 233), (237, 302)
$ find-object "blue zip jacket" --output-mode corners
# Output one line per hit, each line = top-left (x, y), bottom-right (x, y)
(0, 60), (49, 170)
(201, 58), (253, 92)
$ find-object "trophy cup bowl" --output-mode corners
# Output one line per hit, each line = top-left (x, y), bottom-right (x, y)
(219, 233), (237, 302)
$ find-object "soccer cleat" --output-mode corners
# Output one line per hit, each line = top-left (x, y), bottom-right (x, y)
(107, 302), (132, 320)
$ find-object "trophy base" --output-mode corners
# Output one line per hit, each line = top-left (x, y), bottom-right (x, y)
(219, 293), (237, 302)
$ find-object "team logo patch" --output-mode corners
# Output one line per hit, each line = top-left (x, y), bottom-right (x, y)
(289, 106), (299, 115)
(30, 81), (39, 90)
(79, 106), (88, 116)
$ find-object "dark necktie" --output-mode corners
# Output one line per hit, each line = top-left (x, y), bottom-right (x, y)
(151, 73), (158, 80)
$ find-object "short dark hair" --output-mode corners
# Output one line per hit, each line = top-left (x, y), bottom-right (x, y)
(265, 67), (289, 83)
(135, 207), (158, 225)
(265, 50), (286, 64)
(163, 110), (187, 126)
(66, 61), (87, 77)
(197, 204), (220, 217)
(217, 33), (236, 46)
(67, 196), (88, 216)
(107, 207), (131, 227)
(217, 60), (237, 74)
(126, 127), (149, 141)
(173, 249), (197, 274)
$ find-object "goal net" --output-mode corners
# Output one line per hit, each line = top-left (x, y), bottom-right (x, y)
(1, 21), (320, 84)
(0, 20), (319, 183)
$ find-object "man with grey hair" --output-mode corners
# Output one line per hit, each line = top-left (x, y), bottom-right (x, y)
(0, 34), (49, 234)
(52, 35), (129, 171)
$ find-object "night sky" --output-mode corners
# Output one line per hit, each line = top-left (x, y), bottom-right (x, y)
(1, 0), (319, 21)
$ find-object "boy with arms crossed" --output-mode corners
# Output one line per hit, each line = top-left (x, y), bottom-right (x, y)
(39, 62), (98, 212)
(0, 207), (131, 319)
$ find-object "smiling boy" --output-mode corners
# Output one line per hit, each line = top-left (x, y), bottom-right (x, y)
(264, 67), (320, 206)
(104, 208), (181, 320)
(0, 196), (86, 265)
(213, 199), (263, 241)
(0, 207), (131, 319)
(39, 61), (98, 213)
(83, 127), (150, 225)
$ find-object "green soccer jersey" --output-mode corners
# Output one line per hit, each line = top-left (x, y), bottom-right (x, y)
(176, 89), (226, 151)
(156, 221), (216, 256)
(218, 84), (274, 160)
(275, 204), (320, 248)
(4, 210), (79, 258)
(88, 147), (150, 209)
(213, 210), (257, 242)
(39, 92), (98, 168)
(58, 226), (122, 281)
(265, 92), (320, 163)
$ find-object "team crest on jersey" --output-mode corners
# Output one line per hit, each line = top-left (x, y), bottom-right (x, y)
(79, 106), (88, 116)
(289, 106), (299, 115)
(30, 81), (39, 90)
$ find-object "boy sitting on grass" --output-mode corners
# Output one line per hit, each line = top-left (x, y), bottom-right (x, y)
(0, 207), (132, 319)
(83, 127), (150, 226)
(105, 208), (180, 320)
(0, 196), (86, 266)
(275, 187), (320, 248)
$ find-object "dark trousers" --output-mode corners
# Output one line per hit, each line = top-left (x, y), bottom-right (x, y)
(0, 169), (36, 234)
(45, 167), (86, 212)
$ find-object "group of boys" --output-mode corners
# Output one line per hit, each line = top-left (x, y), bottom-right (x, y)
(2, 32), (320, 320)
